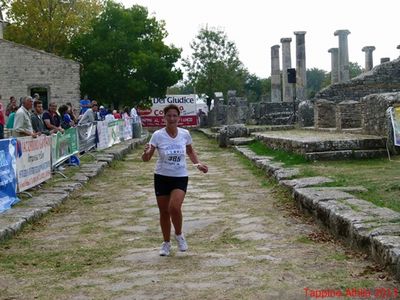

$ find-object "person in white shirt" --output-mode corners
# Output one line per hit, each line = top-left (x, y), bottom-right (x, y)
(142, 104), (208, 256)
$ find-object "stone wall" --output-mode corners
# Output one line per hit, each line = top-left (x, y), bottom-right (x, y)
(361, 92), (400, 136)
(336, 100), (361, 130)
(0, 39), (80, 108)
(315, 58), (400, 102)
(314, 99), (336, 129)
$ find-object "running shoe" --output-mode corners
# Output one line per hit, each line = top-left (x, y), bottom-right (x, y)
(159, 241), (171, 256)
(175, 234), (188, 252)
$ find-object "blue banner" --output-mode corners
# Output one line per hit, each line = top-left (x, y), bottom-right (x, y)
(0, 138), (19, 213)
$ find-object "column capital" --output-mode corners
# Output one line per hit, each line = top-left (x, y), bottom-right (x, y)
(362, 46), (376, 52)
(397, 45), (400, 49)
(294, 31), (307, 35)
(334, 29), (351, 36)
(280, 37), (292, 43)
(328, 48), (338, 53)
(271, 44), (280, 50)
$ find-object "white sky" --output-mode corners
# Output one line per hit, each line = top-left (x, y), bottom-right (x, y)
(121, 0), (400, 78)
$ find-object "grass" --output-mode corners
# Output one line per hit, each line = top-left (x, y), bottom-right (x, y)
(244, 140), (400, 213)
(248, 140), (308, 166)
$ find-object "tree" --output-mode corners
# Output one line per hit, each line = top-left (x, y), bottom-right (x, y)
(69, 2), (182, 108)
(3, 0), (103, 56)
(306, 68), (329, 98)
(183, 26), (247, 101)
(349, 61), (363, 78)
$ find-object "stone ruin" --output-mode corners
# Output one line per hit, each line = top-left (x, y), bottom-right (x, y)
(205, 27), (400, 154)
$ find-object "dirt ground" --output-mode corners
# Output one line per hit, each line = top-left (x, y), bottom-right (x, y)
(0, 132), (398, 299)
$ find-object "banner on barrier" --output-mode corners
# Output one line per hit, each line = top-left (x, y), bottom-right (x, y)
(0, 138), (19, 213)
(122, 118), (132, 141)
(390, 106), (400, 146)
(96, 120), (123, 150)
(16, 135), (51, 192)
(51, 128), (79, 167)
(138, 94), (198, 127)
(77, 123), (97, 153)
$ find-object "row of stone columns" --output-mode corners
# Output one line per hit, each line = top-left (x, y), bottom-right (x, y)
(270, 32), (307, 103)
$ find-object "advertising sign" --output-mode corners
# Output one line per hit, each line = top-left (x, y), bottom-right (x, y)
(0, 138), (19, 213)
(390, 106), (400, 146)
(51, 128), (79, 167)
(139, 94), (198, 127)
(16, 135), (51, 192)
(96, 120), (123, 150)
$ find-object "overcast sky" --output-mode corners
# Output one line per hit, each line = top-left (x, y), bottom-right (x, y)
(121, 0), (399, 78)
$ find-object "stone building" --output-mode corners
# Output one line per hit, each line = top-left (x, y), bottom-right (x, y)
(0, 39), (80, 109)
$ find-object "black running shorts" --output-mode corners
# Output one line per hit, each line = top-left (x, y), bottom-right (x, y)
(154, 174), (189, 196)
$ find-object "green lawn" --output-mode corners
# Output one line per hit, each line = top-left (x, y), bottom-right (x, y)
(247, 140), (400, 212)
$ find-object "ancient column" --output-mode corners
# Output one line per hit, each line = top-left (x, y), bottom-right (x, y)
(328, 48), (339, 84)
(270, 45), (281, 102)
(0, 9), (4, 39)
(294, 31), (307, 101)
(362, 46), (375, 71)
(281, 37), (293, 102)
(380, 57), (390, 64)
(334, 29), (351, 82)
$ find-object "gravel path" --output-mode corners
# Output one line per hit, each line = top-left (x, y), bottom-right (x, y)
(0, 132), (398, 299)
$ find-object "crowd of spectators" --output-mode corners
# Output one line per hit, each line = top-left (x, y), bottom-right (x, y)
(0, 93), (141, 140)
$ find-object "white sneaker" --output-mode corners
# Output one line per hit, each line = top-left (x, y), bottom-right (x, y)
(175, 234), (188, 252)
(159, 241), (171, 256)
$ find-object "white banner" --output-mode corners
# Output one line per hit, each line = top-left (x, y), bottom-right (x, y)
(16, 135), (52, 192)
(139, 94), (198, 127)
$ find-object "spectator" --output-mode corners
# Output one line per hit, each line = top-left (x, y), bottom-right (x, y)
(130, 105), (138, 122)
(6, 110), (16, 130)
(113, 109), (121, 119)
(122, 106), (131, 119)
(78, 103), (99, 125)
(13, 96), (39, 137)
(43, 102), (63, 133)
(66, 102), (78, 124)
(6, 96), (17, 117)
(31, 100), (56, 135)
(79, 95), (91, 115)
(58, 104), (74, 130)
(99, 105), (107, 121)
(0, 95), (4, 139)
(104, 109), (116, 122)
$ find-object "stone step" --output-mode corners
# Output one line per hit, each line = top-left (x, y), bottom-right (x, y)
(305, 149), (388, 160)
(253, 133), (386, 153)
(229, 137), (255, 145)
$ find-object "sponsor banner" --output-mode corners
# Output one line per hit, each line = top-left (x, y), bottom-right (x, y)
(77, 123), (97, 152)
(140, 115), (198, 127)
(51, 128), (79, 167)
(16, 135), (51, 192)
(138, 94), (198, 127)
(96, 120), (123, 150)
(390, 106), (400, 146)
(0, 138), (19, 213)
(122, 118), (133, 140)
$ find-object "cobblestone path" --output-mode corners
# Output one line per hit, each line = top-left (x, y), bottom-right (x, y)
(0, 132), (398, 299)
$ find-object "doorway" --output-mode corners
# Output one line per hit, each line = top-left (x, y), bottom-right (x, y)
(30, 87), (49, 109)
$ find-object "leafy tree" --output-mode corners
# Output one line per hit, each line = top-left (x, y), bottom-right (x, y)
(69, 1), (182, 108)
(3, 0), (103, 56)
(183, 26), (247, 101)
(306, 68), (329, 98)
(349, 61), (363, 78)
(167, 82), (194, 95)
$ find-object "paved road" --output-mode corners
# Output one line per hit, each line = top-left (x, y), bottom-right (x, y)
(0, 132), (398, 299)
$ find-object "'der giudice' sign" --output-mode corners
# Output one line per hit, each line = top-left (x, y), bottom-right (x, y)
(139, 95), (198, 127)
